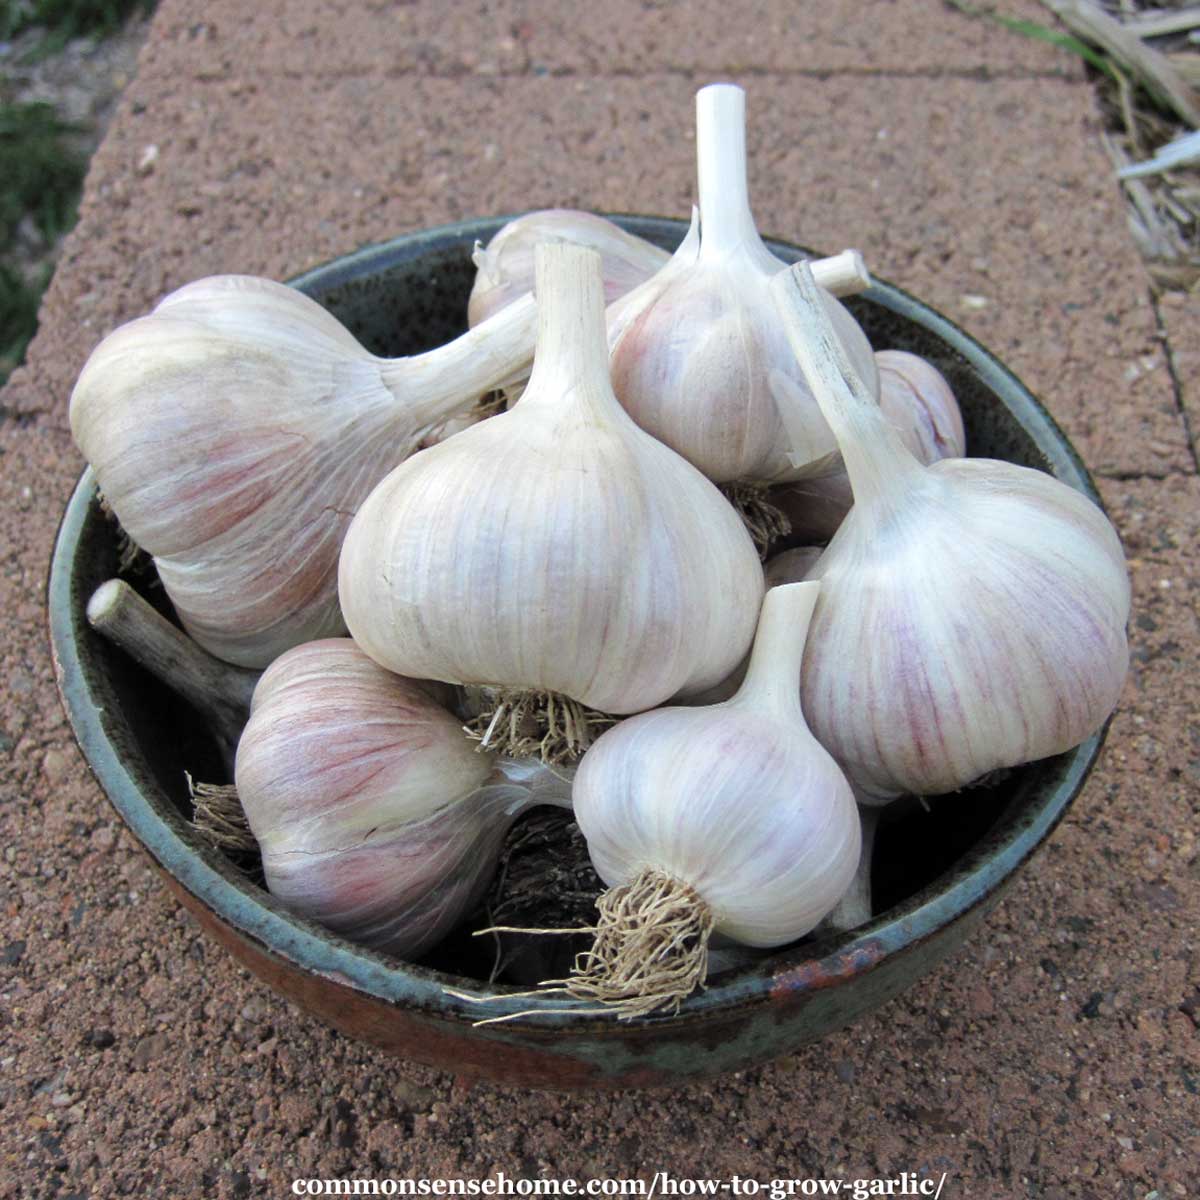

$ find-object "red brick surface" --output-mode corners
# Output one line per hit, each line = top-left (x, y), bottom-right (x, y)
(2, 2), (1196, 1196)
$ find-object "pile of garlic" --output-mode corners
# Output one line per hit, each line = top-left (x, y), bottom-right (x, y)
(75, 82), (1130, 1020)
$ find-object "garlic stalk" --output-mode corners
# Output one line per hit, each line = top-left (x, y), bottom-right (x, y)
(70, 275), (538, 668)
(771, 262), (1131, 801)
(772, 349), (967, 543)
(338, 243), (764, 761)
(563, 582), (860, 1018)
(235, 639), (571, 958)
(606, 83), (878, 485)
(86, 578), (258, 773)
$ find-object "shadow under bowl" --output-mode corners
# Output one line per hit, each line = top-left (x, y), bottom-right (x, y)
(48, 215), (1109, 1089)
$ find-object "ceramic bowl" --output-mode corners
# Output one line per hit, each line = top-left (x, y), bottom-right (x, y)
(48, 215), (1110, 1089)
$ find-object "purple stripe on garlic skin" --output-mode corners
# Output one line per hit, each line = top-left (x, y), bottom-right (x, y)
(771, 262), (1130, 803)
(70, 274), (539, 668)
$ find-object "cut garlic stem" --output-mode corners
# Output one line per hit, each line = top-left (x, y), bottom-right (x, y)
(811, 249), (872, 298)
(696, 83), (771, 262)
(86, 579), (258, 771)
(383, 293), (538, 423)
(771, 262), (925, 510)
(733, 579), (818, 718)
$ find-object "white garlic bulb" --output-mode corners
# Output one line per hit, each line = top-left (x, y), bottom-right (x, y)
(771, 262), (1131, 801)
(773, 349), (967, 543)
(338, 243), (764, 755)
(567, 582), (860, 1016)
(469, 209), (670, 328)
(70, 274), (537, 667)
(235, 639), (570, 958)
(606, 83), (879, 484)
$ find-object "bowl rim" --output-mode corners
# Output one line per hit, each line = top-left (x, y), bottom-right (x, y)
(48, 213), (1108, 1031)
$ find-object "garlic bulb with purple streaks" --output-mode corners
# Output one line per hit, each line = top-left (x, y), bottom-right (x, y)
(469, 209), (670, 328)
(70, 274), (537, 667)
(560, 582), (859, 1017)
(773, 349), (967, 543)
(235, 639), (569, 958)
(771, 262), (1131, 801)
(338, 242), (764, 761)
(606, 83), (878, 485)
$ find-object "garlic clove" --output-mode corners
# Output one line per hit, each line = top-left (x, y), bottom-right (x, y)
(338, 243), (764, 754)
(606, 84), (879, 485)
(566, 581), (860, 1016)
(469, 209), (672, 328)
(771, 261), (1131, 801)
(236, 639), (565, 959)
(70, 276), (537, 667)
(772, 349), (967, 543)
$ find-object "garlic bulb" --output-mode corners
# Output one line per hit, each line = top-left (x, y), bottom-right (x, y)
(338, 243), (764, 759)
(771, 262), (1131, 801)
(606, 83), (878, 484)
(773, 349), (966, 543)
(469, 209), (670, 328)
(567, 582), (860, 1017)
(235, 639), (570, 958)
(70, 274), (537, 667)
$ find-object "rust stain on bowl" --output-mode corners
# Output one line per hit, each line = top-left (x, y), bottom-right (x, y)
(770, 939), (888, 1003)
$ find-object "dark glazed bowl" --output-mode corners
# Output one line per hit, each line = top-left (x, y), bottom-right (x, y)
(49, 215), (1110, 1089)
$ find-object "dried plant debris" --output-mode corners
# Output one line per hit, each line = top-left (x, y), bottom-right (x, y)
(1045, 0), (1200, 289)
(957, 1), (1200, 288)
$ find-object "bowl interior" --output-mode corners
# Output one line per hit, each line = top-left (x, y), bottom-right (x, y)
(51, 215), (1104, 1026)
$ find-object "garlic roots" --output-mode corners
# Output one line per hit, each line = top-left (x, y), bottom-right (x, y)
(607, 84), (878, 485)
(234, 639), (570, 958)
(338, 243), (764, 757)
(70, 275), (538, 667)
(568, 582), (860, 1017)
(773, 349), (967, 543)
(771, 262), (1131, 801)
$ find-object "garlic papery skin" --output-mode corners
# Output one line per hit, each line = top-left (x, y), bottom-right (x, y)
(772, 349), (967, 543)
(235, 639), (561, 958)
(69, 274), (537, 668)
(771, 262), (1131, 801)
(565, 582), (860, 1016)
(338, 243), (764, 739)
(469, 209), (671, 328)
(606, 84), (878, 485)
